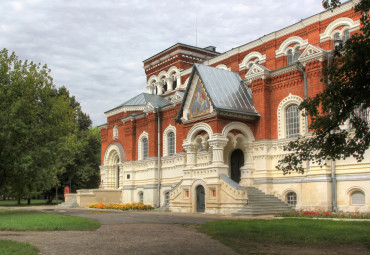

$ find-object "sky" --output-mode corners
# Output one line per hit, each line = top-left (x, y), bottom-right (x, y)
(0, 0), (326, 126)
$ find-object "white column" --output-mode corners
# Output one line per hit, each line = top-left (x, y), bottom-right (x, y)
(166, 77), (174, 91)
(176, 75), (181, 88)
(183, 144), (197, 167)
(240, 144), (255, 186)
(155, 82), (163, 95)
(208, 136), (228, 165)
(147, 84), (153, 94)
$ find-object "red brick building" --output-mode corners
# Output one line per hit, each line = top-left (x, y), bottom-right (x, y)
(77, 1), (369, 214)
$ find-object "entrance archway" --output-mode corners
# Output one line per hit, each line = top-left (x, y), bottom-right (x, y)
(230, 149), (244, 183)
(196, 185), (205, 212)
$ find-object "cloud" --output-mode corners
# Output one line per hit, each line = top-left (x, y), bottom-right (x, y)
(0, 0), (325, 125)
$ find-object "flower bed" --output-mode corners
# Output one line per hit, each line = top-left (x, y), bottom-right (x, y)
(89, 203), (155, 211)
(278, 210), (370, 219)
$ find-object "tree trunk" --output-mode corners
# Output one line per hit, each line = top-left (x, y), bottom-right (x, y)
(27, 198), (31, 205)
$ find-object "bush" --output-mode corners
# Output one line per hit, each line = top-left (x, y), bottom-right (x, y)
(89, 202), (154, 211)
(278, 210), (370, 219)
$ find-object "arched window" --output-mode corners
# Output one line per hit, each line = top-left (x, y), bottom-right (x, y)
(142, 138), (148, 159)
(172, 75), (177, 90)
(343, 30), (350, 43)
(139, 192), (144, 203)
(287, 49), (293, 65)
(351, 191), (365, 205)
(293, 47), (300, 62)
(168, 132), (175, 156)
(286, 104), (300, 138)
(286, 192), (297, 205)
(164, 191), (170, 205)
(162, 80), (167, 93)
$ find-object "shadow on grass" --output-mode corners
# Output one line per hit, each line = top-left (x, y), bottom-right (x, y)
(0, 199), (60, 207)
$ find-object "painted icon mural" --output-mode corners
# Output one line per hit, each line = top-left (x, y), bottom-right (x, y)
(190, 80), (210, 118)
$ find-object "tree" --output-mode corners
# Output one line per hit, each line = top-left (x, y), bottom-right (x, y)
(0, 49), (80, 203)
(277, 0), (370, 174)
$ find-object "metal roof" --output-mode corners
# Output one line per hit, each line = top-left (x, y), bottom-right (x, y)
(106, 93), (171, 113)
(195, 64), (259, 116)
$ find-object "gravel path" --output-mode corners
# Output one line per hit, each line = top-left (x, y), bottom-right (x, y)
(1, 207), (242, 255)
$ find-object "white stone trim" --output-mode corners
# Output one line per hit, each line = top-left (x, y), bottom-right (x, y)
(239, 52), (266, 71)
(183, 122), (214, 146)
(222, 122), (255, 142)
(244, 63), (270, 82)
(275, 36), (308, 58)
(320, 17), (360, 42)
(163, 125), (176, 157)
(138, 131), (149, 160)
(277, 94), (305, 139)
(158, 71), (168, 80)
(346, 186), (366, 206)
(113, 125), (118, 140)
(297, 44), (328, 66)
(215, 64), (230, 71)
(105, 106), (145, 118)
(103, 142), (125, 165)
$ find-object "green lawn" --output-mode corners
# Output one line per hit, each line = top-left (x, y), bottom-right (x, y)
(0, 210), (100, 231)
(199, 219), (370, 254)
(0, 240), (38, 255)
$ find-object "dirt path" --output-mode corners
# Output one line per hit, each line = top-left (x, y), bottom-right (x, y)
(1, 208), (239, 255)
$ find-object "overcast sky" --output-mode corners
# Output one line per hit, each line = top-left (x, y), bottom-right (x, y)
(0, 0), (325, 126)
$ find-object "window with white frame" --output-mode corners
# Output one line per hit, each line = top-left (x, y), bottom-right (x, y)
(168, 132), (175, 156)
(333, 29), (351, 48)
(163, 125), (176, 157)
(164, 191), (170, 205)
(142, 138), (148, 159)
(287, 47), (300, 65)
(138, 132), (149, 160)
(286, 104), (300, 138)
(277, 94), (305, 139)
(139, 192), (144, 203)
(286, 192), (297, 205)
(351, 191), (365, 205)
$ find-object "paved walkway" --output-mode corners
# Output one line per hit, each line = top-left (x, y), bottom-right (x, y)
(1, 206), (260, 255)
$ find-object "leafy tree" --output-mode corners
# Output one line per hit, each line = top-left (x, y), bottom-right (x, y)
(0, 49), (81, 203)
(277, 0), (370, 174)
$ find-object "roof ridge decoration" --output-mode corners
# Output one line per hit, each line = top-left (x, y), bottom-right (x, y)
(105, 92), (172, 117)
(245, 63), (271, 83)
(175, 64), (259, 123)
(297, 44), (328, 65)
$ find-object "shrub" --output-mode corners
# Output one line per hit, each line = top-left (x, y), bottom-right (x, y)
(88, 202), (154, 211)
(278, 210), (370, 219)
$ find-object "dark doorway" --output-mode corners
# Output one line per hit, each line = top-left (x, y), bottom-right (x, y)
(230, 149), (244, 183)
(196, 185), (205, 212)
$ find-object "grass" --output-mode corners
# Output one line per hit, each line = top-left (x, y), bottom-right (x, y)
(0, 199), (60, 207)
(0, 240), (39, 255)
(0, 210), (100, 231)
(199, 219), (370, 254)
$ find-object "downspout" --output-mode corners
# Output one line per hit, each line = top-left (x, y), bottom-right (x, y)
(327, 53), (337, 212)
(156, 108), (161, 208)
(296, 62), (310, 172)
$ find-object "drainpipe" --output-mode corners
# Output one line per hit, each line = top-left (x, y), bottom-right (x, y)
(296, 62), (310, 172)
(327, 53), (337, 212)
(156, 108), (161, 208)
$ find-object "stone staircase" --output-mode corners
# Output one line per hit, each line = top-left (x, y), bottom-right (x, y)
(58, 197), (79, 208)
(232, 186), (293, 216)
